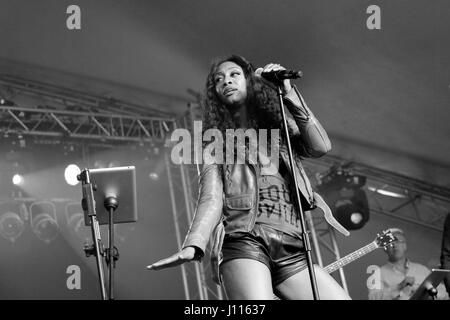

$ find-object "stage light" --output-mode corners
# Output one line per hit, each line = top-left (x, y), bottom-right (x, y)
(65, 202), (91, 243)
(149, 172), (159, 181)
(0, 98), (14, 106)
(317, 168), (370, 230)
(334, 188), (370, 230)
(30, 201), (59, 244)
(0, 201), (28, 243)
(19, 202), (29, 221)
(67, 212), (90, 242)
(64, 164), (81, 186)
(0, 211), (24, 243)
(367, 186), (406, 198)
(12, 174), (24, 186)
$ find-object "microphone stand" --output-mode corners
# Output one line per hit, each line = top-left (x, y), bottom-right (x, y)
(78, 169), (107, 300)
(104, 196), (120, 300)
(424, 281), (438, 300)
(276, 85), (320, 300)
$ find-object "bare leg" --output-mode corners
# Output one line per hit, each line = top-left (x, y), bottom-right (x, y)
(220, 258), (274, 300)
(275, 265), (351, 300)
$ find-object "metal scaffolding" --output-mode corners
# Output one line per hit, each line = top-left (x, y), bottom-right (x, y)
(0, 73), (176, 144)
(304, 155), (450, 231)
(0, 74), (173, 118)
(164, 149), (225, 300)
(0, 105), (175, 143)
(167, 103), (225, 300)
(301, 155), (450, 291)
(0, 74), (222, 300)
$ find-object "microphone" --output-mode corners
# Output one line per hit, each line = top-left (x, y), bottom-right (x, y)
(255, 67), (303, 82)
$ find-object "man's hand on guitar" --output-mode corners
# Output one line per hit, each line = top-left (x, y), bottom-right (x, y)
(147, 246), (196, 270)
(398, 276), (415, 290)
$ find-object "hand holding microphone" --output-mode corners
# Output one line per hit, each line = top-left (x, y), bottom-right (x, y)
(255, 63), (303, 93)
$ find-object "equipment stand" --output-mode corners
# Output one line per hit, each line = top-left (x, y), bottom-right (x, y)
(78, 166), (136, 300)
(276, 85), (320, 300)
(104, 196), (120, 300)
(410, 268), (450, 300)
(79, 169), (107, 300)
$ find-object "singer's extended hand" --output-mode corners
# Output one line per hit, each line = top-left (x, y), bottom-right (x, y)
(146, 246), (196, 270)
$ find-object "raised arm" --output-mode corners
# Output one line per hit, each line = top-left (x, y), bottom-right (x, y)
(283, 85), (332, 158)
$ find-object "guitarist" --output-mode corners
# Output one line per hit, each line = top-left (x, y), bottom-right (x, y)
(368, 228), (447, 300)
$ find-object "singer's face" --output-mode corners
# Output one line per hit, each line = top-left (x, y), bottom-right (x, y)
(214, 61), (247, 107)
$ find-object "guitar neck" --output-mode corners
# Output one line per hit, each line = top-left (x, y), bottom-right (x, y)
(323, 241), (378, 274)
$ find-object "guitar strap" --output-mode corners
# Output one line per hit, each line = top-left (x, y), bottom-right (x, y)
(313, 192), (350, 237)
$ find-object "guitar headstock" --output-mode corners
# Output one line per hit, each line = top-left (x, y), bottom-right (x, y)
(375, 230), (398, 249)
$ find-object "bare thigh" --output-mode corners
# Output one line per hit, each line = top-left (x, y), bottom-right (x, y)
(275, 265), (351, 300)
(220, 258), (274, 300)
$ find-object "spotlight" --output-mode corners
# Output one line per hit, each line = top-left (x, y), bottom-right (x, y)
(368, 186), (406, 198)
(30, 201), (59, 244)
(149, 172), (159, 181)
(65, 202), (91, 243)
(0, 211), (24, 243)
(12, 174), (24, 186)
(0, 99), (14, 106)
(334, 188), (370, 230)
(10, 161), (26, 186)
(19, 202), (29, 221)
(64, 164), (81, 186)
(317, 168), (370, 230)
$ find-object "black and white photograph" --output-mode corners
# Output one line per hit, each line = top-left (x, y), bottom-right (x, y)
(0, 0), (449, 307)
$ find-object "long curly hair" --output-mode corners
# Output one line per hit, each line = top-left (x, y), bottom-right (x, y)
(202, 55), (283, 136)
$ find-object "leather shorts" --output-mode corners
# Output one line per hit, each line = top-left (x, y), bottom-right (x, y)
(220, 223), (307, 286)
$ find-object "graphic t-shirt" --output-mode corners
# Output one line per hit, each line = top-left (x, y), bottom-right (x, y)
(256, 162), (302, 237)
